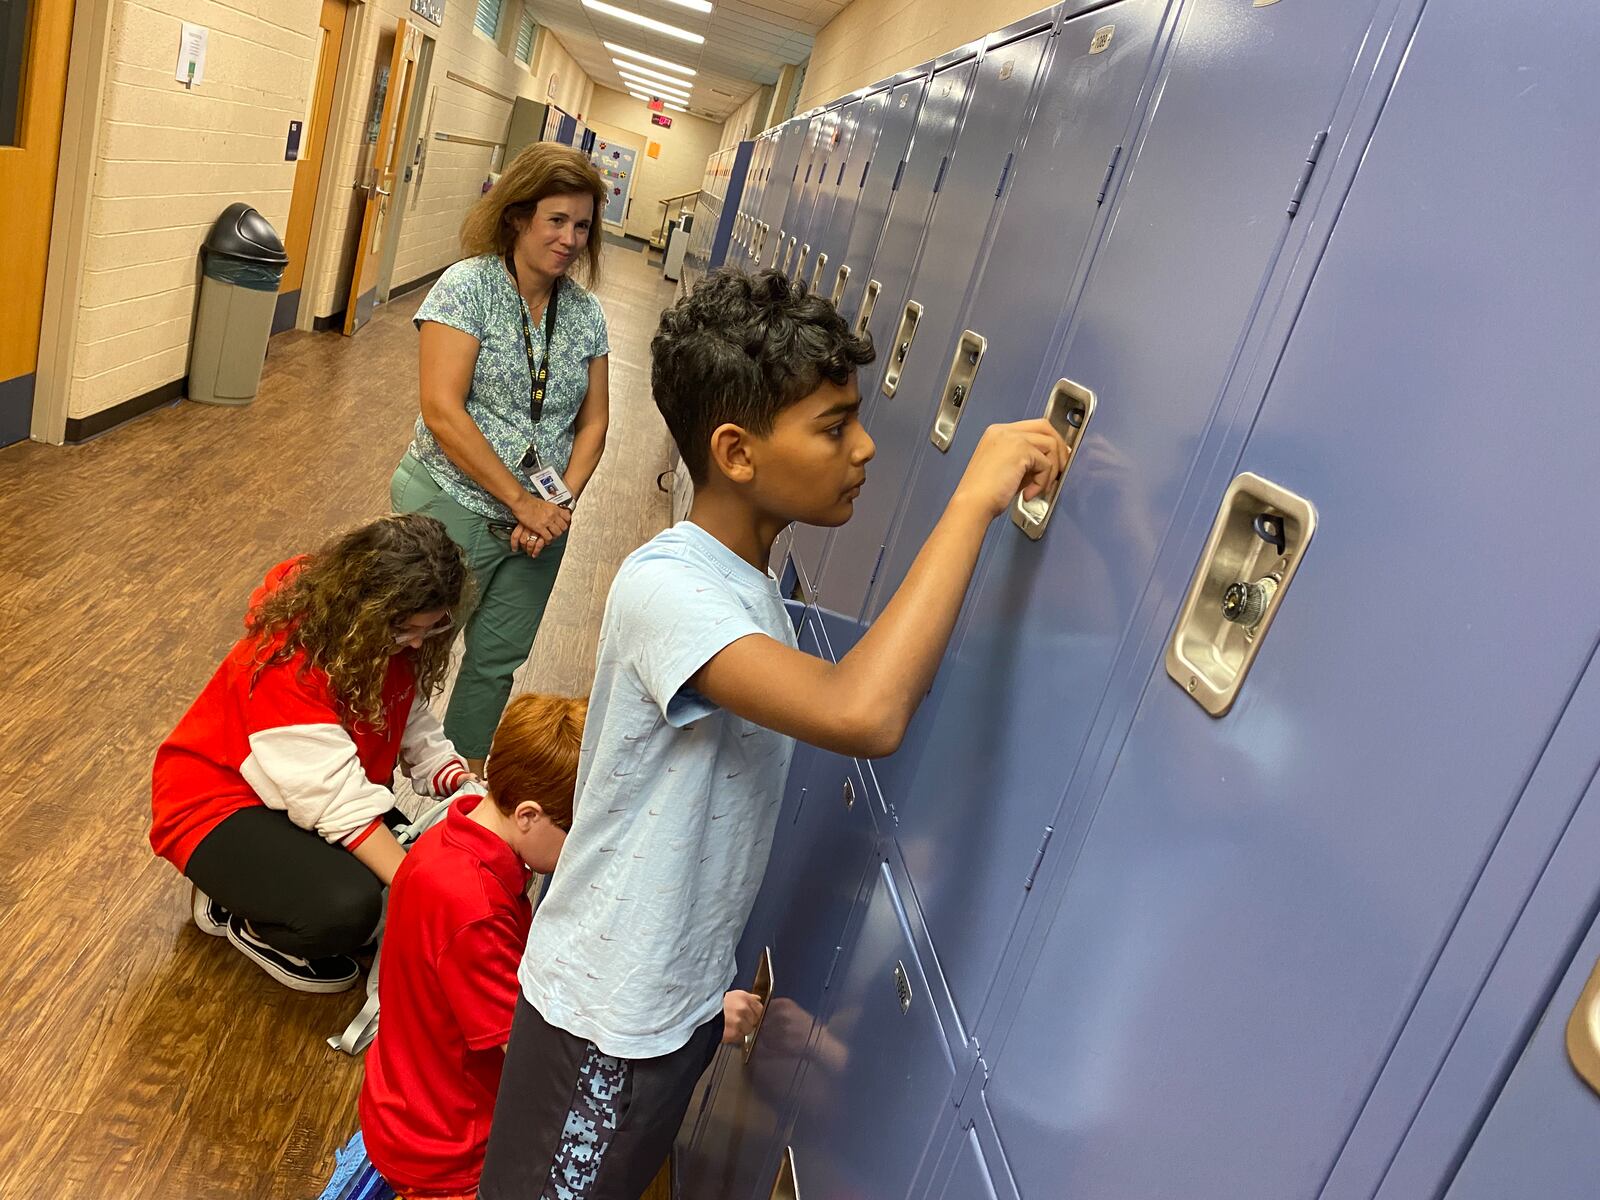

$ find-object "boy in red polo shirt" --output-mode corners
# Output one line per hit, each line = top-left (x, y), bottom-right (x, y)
(360, 692), (585, 1200)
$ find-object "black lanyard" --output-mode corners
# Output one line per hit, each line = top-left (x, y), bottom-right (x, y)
(510, 257), (560, 426)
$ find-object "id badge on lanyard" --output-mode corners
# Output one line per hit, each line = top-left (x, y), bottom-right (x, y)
(518, 272), (573, 508)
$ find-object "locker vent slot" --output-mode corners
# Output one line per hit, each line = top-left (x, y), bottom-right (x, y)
(832, 264), (852, 307)
(1012, 378), (1097, 538)
(1166, 474), (1317, 716)
(880, 300), (924, 398)
(930, 330), (988, 452)
(856, 279), (882, 337)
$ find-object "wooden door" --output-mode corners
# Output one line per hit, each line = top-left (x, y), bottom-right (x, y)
(343, 19), (421, 336)
(0, 0), (75, 446)
(277, 0), (349, 334)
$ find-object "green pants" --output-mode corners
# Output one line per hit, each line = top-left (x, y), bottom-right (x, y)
(391, 452), (566, 758)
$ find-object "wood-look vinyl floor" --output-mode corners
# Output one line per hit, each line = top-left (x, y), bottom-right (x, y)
(0, 250), (681, 1199)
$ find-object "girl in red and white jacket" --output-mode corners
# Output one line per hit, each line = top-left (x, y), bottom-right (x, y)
(152, 513), (476, 993)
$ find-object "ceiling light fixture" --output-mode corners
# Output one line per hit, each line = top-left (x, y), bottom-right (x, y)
(584, 0), (705, 44)
(663, 101), (687, 112)
(620, 71), (691, 98)
(652, 0), (713, 13)
(604, 41), (697, 75)
(613, 59), (693, 88)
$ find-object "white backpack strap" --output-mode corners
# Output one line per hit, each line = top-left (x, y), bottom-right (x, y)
(327, 945), (383, 1055)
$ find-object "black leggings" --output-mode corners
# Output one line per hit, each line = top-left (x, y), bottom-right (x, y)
(184, 806), (385, 959)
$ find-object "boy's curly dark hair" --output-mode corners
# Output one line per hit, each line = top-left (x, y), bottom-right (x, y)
(247, 514), (471, 729)
(651, 269), (875, 482)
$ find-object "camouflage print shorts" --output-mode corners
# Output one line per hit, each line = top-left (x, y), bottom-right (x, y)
(540, 1044), (631, 1200)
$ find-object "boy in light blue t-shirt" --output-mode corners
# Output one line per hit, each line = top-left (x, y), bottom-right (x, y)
(480, 269), (1069, 1200)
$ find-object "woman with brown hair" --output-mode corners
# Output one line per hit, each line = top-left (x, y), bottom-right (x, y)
(150, 514), (475, 993)
(392, 142), (612, 773)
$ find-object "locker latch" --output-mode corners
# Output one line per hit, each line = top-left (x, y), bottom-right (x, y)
(1566, 953), (1600, 1096)
(743, 946), (775, 1063)
(770, 1147), (800, 1200)
(881, 300), (923, 399)
(1012, 378), (1095, 539)
(894, 960), (913, 1014)
(842, 777), (856, 810)
(832, 264), (851, 307)
(809, 252), (828, 294)
(930, 331), (988, 452)
(1166, 473), (1317, 716)
(856, 279), (882, 337)
(795, 243), (811, 282)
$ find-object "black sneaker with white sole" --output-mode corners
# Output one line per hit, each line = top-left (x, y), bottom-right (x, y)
(191, 886), (230, 937)
(226, 915), (359, 994)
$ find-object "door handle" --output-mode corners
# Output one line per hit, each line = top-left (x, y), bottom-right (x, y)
(1011, 377), (1096, 539)
(929, 330), (987, 452)
(880, 300), (923, 399)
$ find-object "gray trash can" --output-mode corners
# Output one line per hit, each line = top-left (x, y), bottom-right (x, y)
(189, 203), (289, 406)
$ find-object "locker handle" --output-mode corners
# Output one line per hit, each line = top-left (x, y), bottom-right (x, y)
(795, 244), (811, 283)
(769, 1146), (800, 1200)
(930, 330), (988, 453)
(742, 946), (775, 1064)
(1011, 378), (1096, 539)
(831, 264), (851, 307)
(809, 252), (828, 294)
(1165, 473), (1317, 716)
(855, 278), (882, 337)
(1566, 954), (1600, 1095)
(880, 300), (923, 399)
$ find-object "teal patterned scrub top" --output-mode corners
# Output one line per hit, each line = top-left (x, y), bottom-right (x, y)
(409, 254), (610, 521)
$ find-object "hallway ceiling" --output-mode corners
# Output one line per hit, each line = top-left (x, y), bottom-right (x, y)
(529, 0), (841, 121)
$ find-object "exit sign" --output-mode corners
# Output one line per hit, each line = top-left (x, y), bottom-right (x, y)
(651, 112), (673, 128)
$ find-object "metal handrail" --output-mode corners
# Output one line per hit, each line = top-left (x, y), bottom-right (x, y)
(656, 190), (701, 246)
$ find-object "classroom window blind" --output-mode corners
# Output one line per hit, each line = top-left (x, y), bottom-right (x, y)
(474, 0), (503, 39)
(515, 11), (537, 63)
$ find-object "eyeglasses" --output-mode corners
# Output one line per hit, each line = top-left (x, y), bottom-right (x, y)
(392, 613), (455, 645)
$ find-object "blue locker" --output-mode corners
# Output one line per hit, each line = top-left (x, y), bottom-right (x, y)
(754, 121), (806, 272)
(797, 98), (866, 296)
(813, 88), (888, 306)
(831, 72), (927, 323)
(787, 54), (977, 590)
(780, 861), (956, 1200)
(788, 106), (845, 285)
(973, 2), (1600, 1193)
(787, 70), (930, 588)
(774, 113), (830, 277)
(838, 0), (1399, 1053)
(931, 1126), (1002, 1200)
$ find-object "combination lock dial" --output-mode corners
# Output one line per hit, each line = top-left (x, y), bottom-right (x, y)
(1221, 575), (1279, 628)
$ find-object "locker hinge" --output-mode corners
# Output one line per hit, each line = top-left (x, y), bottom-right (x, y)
(995, 152), (1014, 198)
(1096, 145), (1123, 204)
(792, 164), (799, 181)
(804, 164), (813, 184)
(1287, 129), (1329, 216)
(867, 543), (887, 593)
(932, 155), (950, 194)
(1023, 824), (1055, 890)
(860, 157), (872, 188)
(953, 1039), (989, 1108)
(837, 160), (848, 186)
(891, 158), (907, 191)
(822, 942), (845, 991)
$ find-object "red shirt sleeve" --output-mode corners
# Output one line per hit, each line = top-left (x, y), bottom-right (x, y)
(436, 910), (528, 1051)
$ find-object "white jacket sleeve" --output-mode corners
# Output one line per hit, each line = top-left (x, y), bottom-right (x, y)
(241, 724), (397, 845)
(398, 693), (471, 798)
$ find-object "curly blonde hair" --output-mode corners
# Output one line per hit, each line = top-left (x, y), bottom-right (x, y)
(247, 514), (471, 729)
(460, 142), (609, 287)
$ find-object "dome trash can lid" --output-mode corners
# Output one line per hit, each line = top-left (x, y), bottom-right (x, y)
(204, 202), (289, 265)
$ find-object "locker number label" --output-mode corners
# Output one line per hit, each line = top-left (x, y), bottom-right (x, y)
(1090, 25), (1115, 53)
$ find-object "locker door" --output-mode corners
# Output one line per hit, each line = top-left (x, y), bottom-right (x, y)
(799, 98), (866, 294)
(812, 21), (1053, 618)
(741, 135), (775, 267)
(842, 0), (1395, 1046)
(818, 87), (890, 301)
(789, 107), (843, 282)
(781, 862), (955, 1200)
(833, 74), (926, 322)
(759, 122), (808, 271)
(778, 113), (830, 275)
(932, 1126), (1002, 1200)
(977, 0), (1600, 1191)
(861, 0), (1169, 624)
(787, 67), (951, 585)
(1448, 904), (1600, 1199)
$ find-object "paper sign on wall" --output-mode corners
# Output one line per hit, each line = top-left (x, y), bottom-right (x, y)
(647, 142), (661, 158)
(176, 23), (208, 88)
